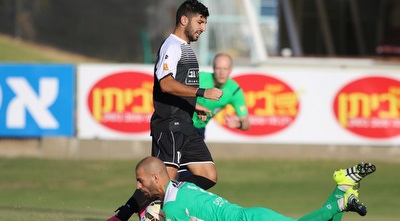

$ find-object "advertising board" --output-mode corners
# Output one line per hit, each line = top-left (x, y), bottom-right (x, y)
(0, 64), (75, 137)
(77, 64), (400, 145)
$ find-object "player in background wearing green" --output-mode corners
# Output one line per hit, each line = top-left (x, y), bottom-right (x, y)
(136, 156), (376, 221)
(179, 53), (250, 178)
(178, 53), (250, 178)
(193, 53), (250, 139)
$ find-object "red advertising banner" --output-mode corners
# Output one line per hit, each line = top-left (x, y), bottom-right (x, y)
(78, 64), (400, 145)
(333, 76), (400, 139)
(214, 74), (299, 136)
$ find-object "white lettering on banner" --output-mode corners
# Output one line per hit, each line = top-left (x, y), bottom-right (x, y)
(101, 112), (152, 123)
(249, 115), (292, 126)
(6, 77), (59, 129)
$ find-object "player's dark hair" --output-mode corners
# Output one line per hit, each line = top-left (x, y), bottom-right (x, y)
(175, 0), (209, 25)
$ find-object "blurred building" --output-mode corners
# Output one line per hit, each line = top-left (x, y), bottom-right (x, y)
(0, 0), (399, 64)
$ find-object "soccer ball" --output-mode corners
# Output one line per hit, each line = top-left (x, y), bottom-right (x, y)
(141, 200), (165, 221)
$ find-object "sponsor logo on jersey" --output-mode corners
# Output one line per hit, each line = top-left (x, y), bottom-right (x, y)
(87, 71), (153, 133)
(163, 63), (169, 71)
(333, 76), (400, 138)
(185, 68), (199, 85)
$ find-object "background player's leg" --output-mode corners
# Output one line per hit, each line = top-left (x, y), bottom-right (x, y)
(165, 165), (178, 179)
(180, 163), (217, 190)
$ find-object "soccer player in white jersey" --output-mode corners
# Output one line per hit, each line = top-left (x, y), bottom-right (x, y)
(107, 1), (223, 220)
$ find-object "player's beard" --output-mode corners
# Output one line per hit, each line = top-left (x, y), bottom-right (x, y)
(185, 23), (201, 42)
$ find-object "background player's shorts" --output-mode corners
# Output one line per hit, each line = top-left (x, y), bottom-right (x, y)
(151, 131), (214, 168)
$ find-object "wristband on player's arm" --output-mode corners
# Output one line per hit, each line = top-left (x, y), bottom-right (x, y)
(196, 88), (206, 97)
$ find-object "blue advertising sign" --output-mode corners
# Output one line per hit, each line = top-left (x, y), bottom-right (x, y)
(0, 64), (75, 137)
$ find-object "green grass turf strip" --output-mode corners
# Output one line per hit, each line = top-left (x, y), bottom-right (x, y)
(0, 157), (397, 221)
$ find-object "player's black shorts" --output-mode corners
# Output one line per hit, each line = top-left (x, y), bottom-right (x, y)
(151, 131), (214, 168)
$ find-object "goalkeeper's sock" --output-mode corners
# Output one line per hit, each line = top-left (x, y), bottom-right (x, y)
(322, 187), (345, 221)
(178, 174), (216, 190)
(298, 201), (341, 221)
(323, 186), (345, 206)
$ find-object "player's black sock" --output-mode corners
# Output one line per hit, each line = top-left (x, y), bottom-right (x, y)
(114, 203), (135, 221)
(179, 174), (216, 190)
(115, 189), (148, 221)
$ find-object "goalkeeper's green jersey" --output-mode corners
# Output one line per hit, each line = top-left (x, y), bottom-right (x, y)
(162, 180), (298, 221)
(163, 180), (243, 220)
(162, 180), (343, 221)
(193, 72), (248, 129)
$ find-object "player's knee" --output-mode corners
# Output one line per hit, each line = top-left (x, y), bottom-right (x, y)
(206, 172), (218, 184)
(189, 164), (218, 183)
(166, 165), (179, 179)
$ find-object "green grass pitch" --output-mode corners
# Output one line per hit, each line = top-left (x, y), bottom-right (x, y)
(1, 32), (398, 221)
(0, 157), (398, 221)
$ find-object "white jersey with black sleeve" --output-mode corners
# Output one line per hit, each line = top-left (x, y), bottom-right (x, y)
(150, 34), (200, 135)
